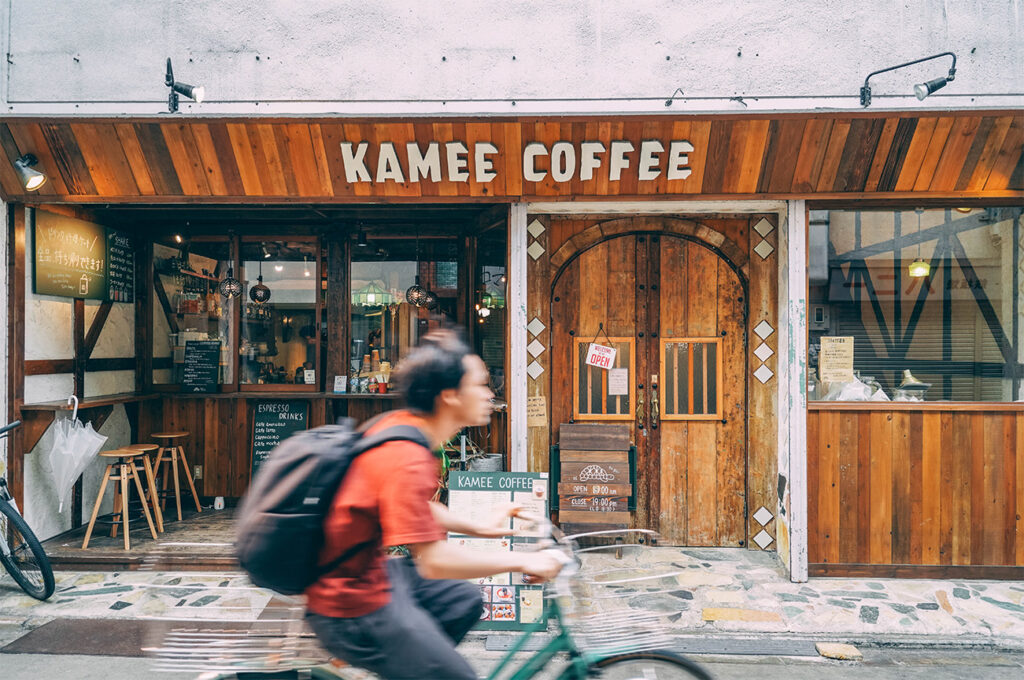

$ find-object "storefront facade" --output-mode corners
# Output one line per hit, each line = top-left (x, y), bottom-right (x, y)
(1, 2), (1022, 581)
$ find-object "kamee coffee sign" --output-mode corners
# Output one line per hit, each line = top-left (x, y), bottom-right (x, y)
(340, 139), (694, 185)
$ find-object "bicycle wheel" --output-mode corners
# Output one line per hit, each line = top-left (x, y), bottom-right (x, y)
(0, 500), (55, 600)
(589, 650), (713, 680)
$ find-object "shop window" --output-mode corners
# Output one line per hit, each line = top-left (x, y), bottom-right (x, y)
(350, 238), (459, 391)
(151, 238), (234, 387)
(807, 207), (1023, 402)
(239, 239), (320, 390)
(573, 338), (634, 420)
(474, 228), (507, 399)
(661, 338), (722, 419)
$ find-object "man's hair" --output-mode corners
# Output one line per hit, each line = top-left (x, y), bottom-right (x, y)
(395, 329), (473, 413)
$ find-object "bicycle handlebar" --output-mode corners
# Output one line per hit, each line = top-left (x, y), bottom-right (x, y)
(0, 420), (22, 437)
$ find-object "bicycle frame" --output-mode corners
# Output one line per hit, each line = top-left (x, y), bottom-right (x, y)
(0, 481), (15, 559)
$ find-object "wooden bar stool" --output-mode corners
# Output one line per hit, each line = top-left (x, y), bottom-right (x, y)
(152, 431), (202, 522)
(82, 449), (159, 550)
(125, 443), (164, 533)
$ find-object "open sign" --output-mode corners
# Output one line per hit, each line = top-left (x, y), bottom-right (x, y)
(584, 343), (617, 369)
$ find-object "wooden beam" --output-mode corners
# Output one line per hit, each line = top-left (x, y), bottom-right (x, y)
(19, 411), (55, 453)
(82, 300), (112, 359)
(25, 359), (75, 375)
(73, 297), (85, 398)
(152, 272), (179, 334)
(326, 236), (350, 390)
(139, 239), (152, 392)
(7, 205), (27, 507)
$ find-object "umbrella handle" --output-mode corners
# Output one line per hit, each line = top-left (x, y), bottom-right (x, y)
(67, 395), (79, 421)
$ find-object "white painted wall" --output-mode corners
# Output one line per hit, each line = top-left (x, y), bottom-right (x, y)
(20, 208), (137, 541)
(1, 1), (1021, 115)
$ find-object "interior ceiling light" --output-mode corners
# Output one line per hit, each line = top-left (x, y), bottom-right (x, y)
(274, 264), (284, 272)
(860, 51), (956, 107)
(357, 228), (369, 247)
(173, 233), (183, 244)
(166, 57), (205, 113)
(13, 154), (46, 191)
(262, 245), (272, 259)
(908, 208), (930, 278)
(218, 267), (242, 298)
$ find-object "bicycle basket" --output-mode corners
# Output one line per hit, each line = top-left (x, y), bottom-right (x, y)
(554, 530), (683, 658)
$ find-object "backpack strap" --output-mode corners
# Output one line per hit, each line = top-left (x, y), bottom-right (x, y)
(317, 424), (433, 577)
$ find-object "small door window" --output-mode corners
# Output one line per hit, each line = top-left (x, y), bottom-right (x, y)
(661, 338), (722, 420)
(572, 338), (634, 420)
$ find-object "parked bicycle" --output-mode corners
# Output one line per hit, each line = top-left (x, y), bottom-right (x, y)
(0, 420), (55, 600)
(149, 517), (711, 679)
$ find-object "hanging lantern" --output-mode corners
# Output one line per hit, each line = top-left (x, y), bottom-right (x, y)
(422, 289), (438, 310)
(405, 276), (429, 307)
(250, 275), (271, 303)
(218, 267), (242, 298)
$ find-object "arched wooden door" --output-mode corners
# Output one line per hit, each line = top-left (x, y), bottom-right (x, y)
(551, 231), (747, 546)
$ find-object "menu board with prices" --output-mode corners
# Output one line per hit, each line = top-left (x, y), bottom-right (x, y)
(250, 401), (309, 476)
(447, 471), (549, 631)
(182, 340), (221, 393)
(105, 229), (135, 303)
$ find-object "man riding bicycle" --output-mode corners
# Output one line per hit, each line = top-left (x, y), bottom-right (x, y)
(305, 330), (564, 679)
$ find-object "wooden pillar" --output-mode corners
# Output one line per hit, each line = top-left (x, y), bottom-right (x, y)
(326, 236), (350, 399)
(6, 205), (26, 508)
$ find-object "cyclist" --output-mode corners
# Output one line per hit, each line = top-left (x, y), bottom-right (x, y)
(305, 330), (564, 680)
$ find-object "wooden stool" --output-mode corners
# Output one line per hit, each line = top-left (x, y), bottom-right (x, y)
(82, 450), (159, 550)
(125, 443), (164, 533)
(152, 431), (202, 522)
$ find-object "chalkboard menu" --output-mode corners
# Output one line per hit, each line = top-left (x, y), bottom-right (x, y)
(251, 401), (309, 475)
(33, 212), (107, 299)
(182, 340), (221, 393)
(105, 229), (134, 303)
(447, 471), (549, 631)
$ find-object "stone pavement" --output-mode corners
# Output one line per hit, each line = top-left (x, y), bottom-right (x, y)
(0, 546), (1021, 650)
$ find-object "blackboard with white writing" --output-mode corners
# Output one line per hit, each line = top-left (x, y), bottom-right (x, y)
(33, 212), (107, 299)
(182, 340), (220, 393)
(250, 401), (309, 475)
(106, 229), (134, 303)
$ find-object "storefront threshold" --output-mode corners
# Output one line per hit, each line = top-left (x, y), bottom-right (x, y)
(41, 508), (240, 572)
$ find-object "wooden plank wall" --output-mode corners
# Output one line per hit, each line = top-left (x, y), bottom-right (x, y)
(808, 406), (1024, 577)
(1, 113), (1020, 202)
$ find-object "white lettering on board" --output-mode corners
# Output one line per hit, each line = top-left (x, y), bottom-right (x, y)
(609, 141), (634, 181)
(376, 142), (405, 183)
(407, 142), (442, 182)
(667, 141), (695, 180)
(340, 142), (371, 182)
(550, 142), (576, 183)
(523, 142), (548, 182)
(638, 141), (664, 181)
(579, 141), (605, 181)
(474, 142), (498, 183)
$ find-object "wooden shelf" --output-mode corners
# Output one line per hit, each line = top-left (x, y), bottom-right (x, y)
(163, 391), (402, 400)
(20, 392), (159, 411)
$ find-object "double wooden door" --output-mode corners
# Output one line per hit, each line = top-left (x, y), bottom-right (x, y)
(552, 232), (747, 546)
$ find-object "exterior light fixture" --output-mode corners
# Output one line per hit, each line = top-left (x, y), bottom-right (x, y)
(166, 58), (205, 113)
(908, 208), (930, 278)
(218, 267), (242, 298)
(860, 51), (956, 107)
(13, 154), (46, 191)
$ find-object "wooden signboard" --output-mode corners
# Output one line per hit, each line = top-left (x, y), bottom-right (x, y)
(182, 340), (221, 393)
(32, 211), (107, 299)
(560, 461), (629, 485)
(557, 423), (632, 530)
(561, 494), (630, 512)
(446, 471), (548, 631)
(557, 482), (632, 497)
(105, 228), (134, 303)
(250, 401), (309, 475)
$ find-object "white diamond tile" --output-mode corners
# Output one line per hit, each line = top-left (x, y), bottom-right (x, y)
(527, 361), (545, 380)
(753, 506), (774, 526)
(754, 364), (774, 384)
(753, 239), (775, 260)
(527, 317), (546, 337)
(753, 218), (774, 237)
(527, 339), (546, 358)
(527, 241), (545, 260)
(754, 320), (775, 339)
(754, 342), (774, 362)
(752, 529), (774, 550)
(527, 219), (546, 238)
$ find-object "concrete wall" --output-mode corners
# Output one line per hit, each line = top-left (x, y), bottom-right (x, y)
(21, 208), (136, 541)
(1, 1), (1021, 115)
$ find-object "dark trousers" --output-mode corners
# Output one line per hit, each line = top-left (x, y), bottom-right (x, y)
(307, 556), (483, 680)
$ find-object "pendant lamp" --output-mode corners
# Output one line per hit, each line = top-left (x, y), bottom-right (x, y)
(405, 228), (429, 307)
(250, 259), (272, 303)
(218, 267), (242, 298)
(908, 208), (930, 278)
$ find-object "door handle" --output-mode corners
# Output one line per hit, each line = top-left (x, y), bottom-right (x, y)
(650, 383), (659, 430)
(636, 386), (645, 430)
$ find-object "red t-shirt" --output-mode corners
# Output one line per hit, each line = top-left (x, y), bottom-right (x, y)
(304, 411), (447, 618)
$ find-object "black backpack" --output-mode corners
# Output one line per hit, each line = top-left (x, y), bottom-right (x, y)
(235, 418), (430, 595)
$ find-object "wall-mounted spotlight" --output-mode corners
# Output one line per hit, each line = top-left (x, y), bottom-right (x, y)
(261, 245), (272, 259)
(166, 58), (205, 113)
(860, 52), (956, 107)
(13, 154), (46, 191)
(357, 229), (369, 247)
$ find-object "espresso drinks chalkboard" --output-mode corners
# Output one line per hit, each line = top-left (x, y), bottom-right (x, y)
(251, 401), (309, 475)
(33, 212), (107, 299)
(106, 229), (134, 303)
(182, 340), (221, 393)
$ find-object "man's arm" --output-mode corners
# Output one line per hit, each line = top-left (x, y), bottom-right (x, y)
(428, 500), (517, 537)
(408, 539), (564, 582)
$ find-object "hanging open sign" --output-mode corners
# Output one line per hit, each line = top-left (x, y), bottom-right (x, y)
(585, 343), (617, 369)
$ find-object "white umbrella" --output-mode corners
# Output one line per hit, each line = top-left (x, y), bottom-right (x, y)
(49, 396), (108, 513)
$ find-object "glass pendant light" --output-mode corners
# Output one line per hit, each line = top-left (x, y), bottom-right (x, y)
(405, 228), (428, 307)
(218, 267), (242, 298)
(908, 208), (930, 278)
(249, 259), (272, 303)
